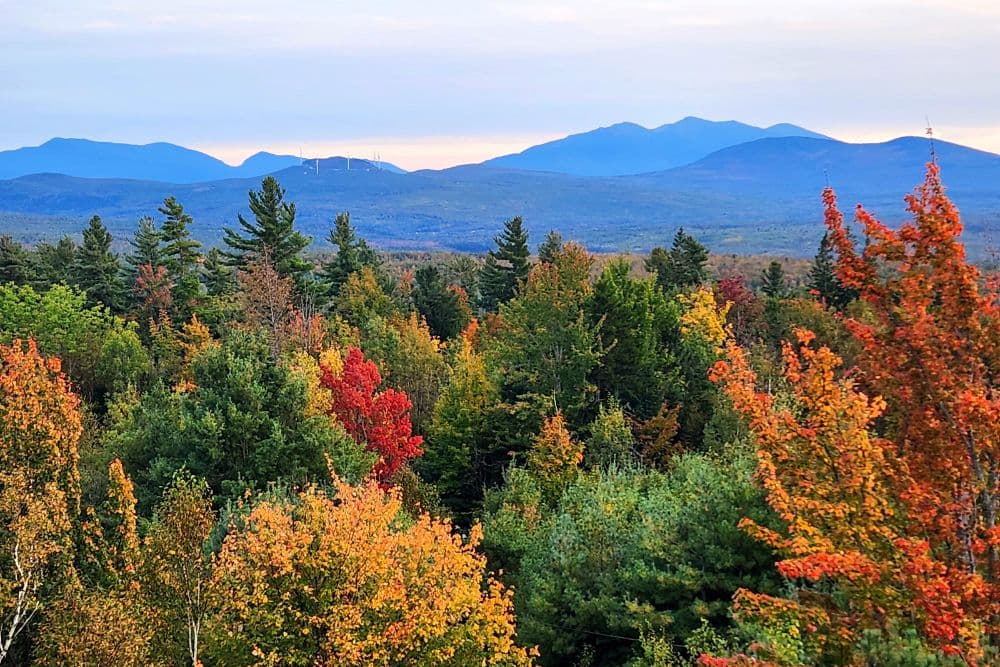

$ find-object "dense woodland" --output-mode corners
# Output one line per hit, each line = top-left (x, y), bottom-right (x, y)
(1, 164), (998, 665)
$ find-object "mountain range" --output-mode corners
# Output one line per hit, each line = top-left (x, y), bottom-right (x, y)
(1, 119), (998, 257)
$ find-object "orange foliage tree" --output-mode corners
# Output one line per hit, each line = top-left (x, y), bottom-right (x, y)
(207, 477), (534, 666)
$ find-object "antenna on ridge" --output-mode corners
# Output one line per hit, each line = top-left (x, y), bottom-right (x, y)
(925, 116), (937, 164)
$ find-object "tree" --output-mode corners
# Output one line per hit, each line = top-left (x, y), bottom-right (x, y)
(537, 229), (564, 265)
(645, 228), (709, 292)
(413, 264), (466, 340)
(30, 237), (76, 290)
(222, 176), (311, 282)
(480, 216), (531, 311)
(74, 215), (125, 311)
(142, 472), (216, 667)
(320, 347), (423, 483)
(0, 339), (82, 664)
(320, 212), (380, 297)
(807, 232), (855, 310)
(159, 197), (202, 313)
(201, 247), (236, 297)
(125, 216), (163, 278)
(0, 235), (31, 285)
(206, 478), (534, 666)
(525, 412), (583, 504)
(759, 260), (787, 298)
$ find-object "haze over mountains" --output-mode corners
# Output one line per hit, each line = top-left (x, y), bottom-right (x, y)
(2, 118), (999, 256)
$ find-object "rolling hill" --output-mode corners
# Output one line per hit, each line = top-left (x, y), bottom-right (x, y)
(482, 116), (829, 176)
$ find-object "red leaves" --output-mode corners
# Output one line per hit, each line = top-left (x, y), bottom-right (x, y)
(320, 347), (423, 482)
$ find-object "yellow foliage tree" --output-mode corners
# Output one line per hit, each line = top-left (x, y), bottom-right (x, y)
(678, 287), (731, 352)
(207, 477), (535, 666)
(526, 412), (584, 504)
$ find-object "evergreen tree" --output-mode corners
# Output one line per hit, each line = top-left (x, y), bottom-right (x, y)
(222, 176), (311, 282)
(0, 235), (31, 285)
(760, 260), (788, 298)
(645, 228), (709, 292)
(31, 236), (77, 289)
(479, 216), (530, 311)
(202, 248), (236, 296)
(320, 212), (380, 297)
(125, 216), (162, 273)
(74, 215), (125, 311)
(807, 232), (855, 309)
(413, 265), (464, 340)
(537, 229), (564, 265)
(159, 197), (202, 313)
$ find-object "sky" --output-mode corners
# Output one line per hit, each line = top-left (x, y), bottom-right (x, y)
(2, 0), (999, 170)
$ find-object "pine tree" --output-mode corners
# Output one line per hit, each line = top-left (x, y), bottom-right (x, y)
(74, 215), (125, 311)
(320, 212), (380, 297)
(222, 176), (311, 282)
(202, 248), (236, 296)
(479, 216), (530, 311)
(537, 229), (564, 264)
(413, 264), (464, 340)
(125, 217), (162, 273)
(760, 260), (787, 299)
(645, 228), (709, 292)
(0, 235), (31, 285)
(807, 232), (855, 309)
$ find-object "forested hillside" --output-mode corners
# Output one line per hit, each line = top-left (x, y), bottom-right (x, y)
(2, 166), (999, 665)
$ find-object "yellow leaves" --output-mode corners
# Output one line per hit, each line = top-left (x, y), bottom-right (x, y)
(209, 476), (533, 666)
(679, 287), (731, 352)
(526, 412), (584, 503)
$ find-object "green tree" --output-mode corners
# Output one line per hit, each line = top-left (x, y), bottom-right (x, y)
(760, 260), (788, 299)
(807, 232), (855, 310)
(588, 259), (684, 420)
(479, 216), (531, 311)
(537, 229), (564, 265)
(413, 264), (465, 340)
(125, 217), (163, 275)
(74, 215), (125, 311)
(584, 399), (636, 468)
(159, 197), (202, 313)
(30, 237), (77, 290)
(645, 228), (709, 292)
(0, 235), (32, 285)
(222, 176), (311, 283)
(201, 248), (236, 297)
(319, 211), (380, 297)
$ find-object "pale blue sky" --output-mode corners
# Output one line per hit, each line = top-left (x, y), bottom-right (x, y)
(3, 0), (999, 169)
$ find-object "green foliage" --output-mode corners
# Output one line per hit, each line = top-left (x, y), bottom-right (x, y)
(0, 234), (32, 284)
(320, 211), (381, 297)
(584, 399), (636, 468)
(74, 215), (125, 311)
(158, 196), (202, 314)
(29, 236), (77, 290)
(125, 217), (162, 275)
(484, 450), (777, 667)
(855, 627), (968, 667)
(201, 247), (236, 297)
(96, 325), (152, 395)
(806, 232), (856, 310)
(645, 229), (708, 292)
(111, 331), (374, 512)
(537, 229), (564, 264)
(413, 264), (466, 339)
(222, 176), (312, 282)
(480, 216), (531, 311)
(588, 259), (684, 420)
(759, 260), (788, 299)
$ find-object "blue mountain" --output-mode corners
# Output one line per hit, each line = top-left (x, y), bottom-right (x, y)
(0, 138), (305, 183)
(482, 116), (830, 176)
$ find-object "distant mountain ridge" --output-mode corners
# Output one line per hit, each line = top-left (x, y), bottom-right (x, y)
(482, 116), (830, 176)
(0, 138), (409, 183)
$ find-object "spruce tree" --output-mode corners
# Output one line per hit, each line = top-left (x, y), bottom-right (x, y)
(202, 248), (236, 297)
(125, 217), (162, 273)
(413, 265), (463, 340)
(645, 228), (709, 292)
(159, 197), (202, 312)
(760, 260), (788, 299)
(74, 215), (125, 310)
(320, 212), (380, 297)
(0, 235), (31, 285)
(31, 237), (76, 289)
(537, 229), (564, 265)
(479, 216), (530, 311)
(222, 176), (311, 282)
(807, 232), (855, 309)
